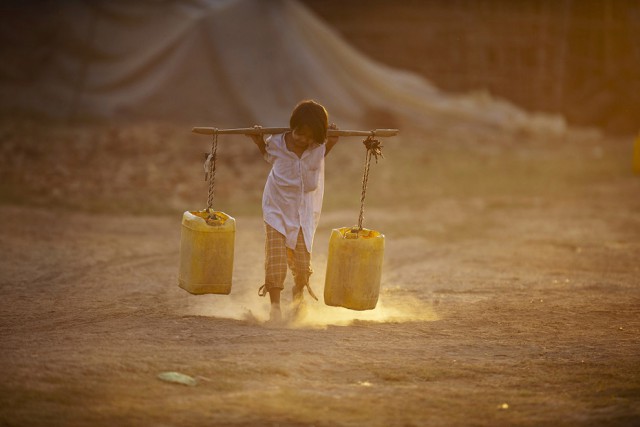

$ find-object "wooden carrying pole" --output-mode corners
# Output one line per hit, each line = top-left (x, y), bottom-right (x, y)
(192, 127), (399, 137)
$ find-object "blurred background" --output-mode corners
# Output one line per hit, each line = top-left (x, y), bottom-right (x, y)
(0, 0), (637, 216)
(304, 0), (640, 135)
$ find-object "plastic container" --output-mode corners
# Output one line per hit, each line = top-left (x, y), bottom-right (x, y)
(178, 210), (235, 295)
(324, 227), (385, 310)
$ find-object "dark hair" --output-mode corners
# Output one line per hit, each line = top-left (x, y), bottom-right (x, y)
(289, 100), (328, 144)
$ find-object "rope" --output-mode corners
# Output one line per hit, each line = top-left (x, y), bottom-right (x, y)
(205, 130), (219, 219)
(356, 135), (383, 231)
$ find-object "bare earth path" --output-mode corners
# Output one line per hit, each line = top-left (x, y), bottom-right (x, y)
(1, 134), (639, 426)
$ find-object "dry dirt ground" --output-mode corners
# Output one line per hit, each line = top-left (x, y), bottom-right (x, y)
(1, 122), (639, 426)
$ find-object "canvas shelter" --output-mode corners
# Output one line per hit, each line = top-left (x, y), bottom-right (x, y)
(0, 0), (565, 134)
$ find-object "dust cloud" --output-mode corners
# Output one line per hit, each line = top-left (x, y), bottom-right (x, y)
(181, 243), (437, 327)
(186, 292), (438, 328)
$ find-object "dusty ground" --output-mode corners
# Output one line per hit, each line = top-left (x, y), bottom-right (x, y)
(1, 121), (639, 426)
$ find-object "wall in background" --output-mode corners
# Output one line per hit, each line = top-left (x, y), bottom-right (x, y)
(303, 0), (640, 134)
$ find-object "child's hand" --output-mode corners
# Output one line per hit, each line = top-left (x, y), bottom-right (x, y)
(247, 125), (267, 156)
(246, 125), (264, 145)
(325, 123), (339, 156)
(327, 123), (339, 145)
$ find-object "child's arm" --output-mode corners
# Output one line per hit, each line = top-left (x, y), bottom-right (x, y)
(246, 125), (267, 156)
(325, 123), (339, 156)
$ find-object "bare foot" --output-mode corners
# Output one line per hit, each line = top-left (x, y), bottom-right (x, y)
(265, 303), (283, 326)
(290, 300), (308, 323)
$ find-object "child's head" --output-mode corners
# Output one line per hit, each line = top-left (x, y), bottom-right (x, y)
(290, 100), (328, 144)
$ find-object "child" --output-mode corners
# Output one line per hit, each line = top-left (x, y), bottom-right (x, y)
(247, 100), (339, 323)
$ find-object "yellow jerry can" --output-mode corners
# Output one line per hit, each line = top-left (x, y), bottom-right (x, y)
(324, 227), (385, 310)
(178, 210), (235, 295)
(633, 133), (640, 174)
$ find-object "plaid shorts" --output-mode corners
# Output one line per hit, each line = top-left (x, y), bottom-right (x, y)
(263, 222), (312, 292)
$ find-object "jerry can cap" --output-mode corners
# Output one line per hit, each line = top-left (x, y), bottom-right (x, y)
(182, 210), (235, 232)
(340, 227), (383, 240)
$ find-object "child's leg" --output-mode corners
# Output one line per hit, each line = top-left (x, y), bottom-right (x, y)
(262, 223), (287, 321)
(287, 229), (313, 307)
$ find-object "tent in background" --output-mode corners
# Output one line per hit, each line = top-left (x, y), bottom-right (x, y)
(0, 0), (565, 134)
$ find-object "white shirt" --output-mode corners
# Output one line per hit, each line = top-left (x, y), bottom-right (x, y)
(262, 133), (325, 252)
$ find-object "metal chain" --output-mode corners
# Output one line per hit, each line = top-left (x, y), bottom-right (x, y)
(206, 131), (218, 214)
(356, 136), (383, 231)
